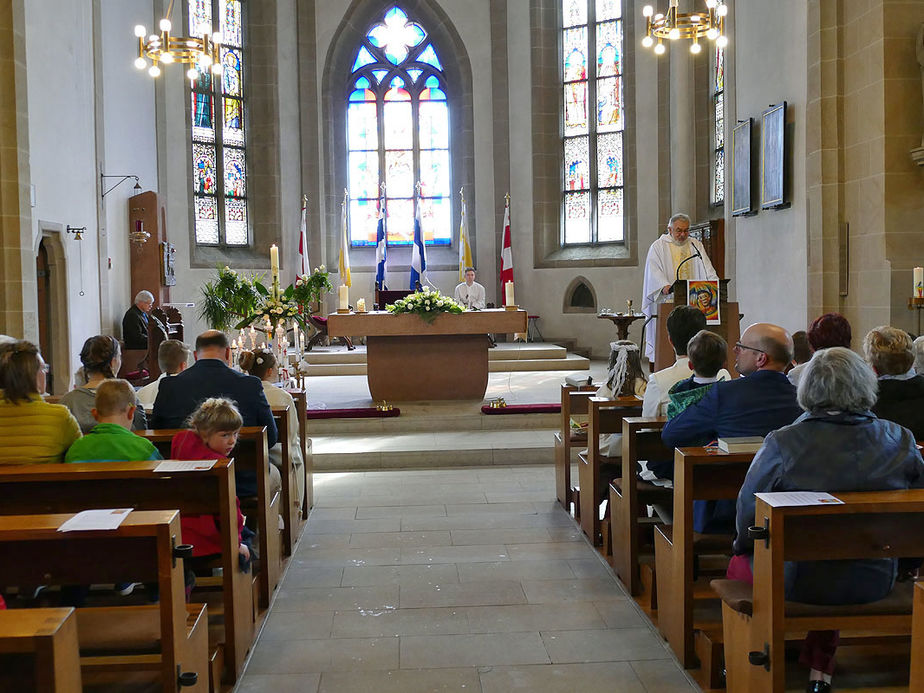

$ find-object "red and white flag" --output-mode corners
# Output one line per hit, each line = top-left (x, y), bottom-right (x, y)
(298, 194), (310, 276)
(500, 194), (513, 305)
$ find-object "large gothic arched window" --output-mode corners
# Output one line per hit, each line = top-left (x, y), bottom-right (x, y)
(347, 6), (451, 247)
(188, 0), (249, 246)
(711, 44), (725, 205)
(561, 0), (625, 245)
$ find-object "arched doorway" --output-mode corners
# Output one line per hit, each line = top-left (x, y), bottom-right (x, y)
(36, 231), (70, 394)
(36, 239), (53, 392)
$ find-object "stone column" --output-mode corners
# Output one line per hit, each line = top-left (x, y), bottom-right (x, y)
(669, 4), (696, 216)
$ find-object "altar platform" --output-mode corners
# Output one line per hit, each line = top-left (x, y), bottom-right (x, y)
(305, 360), (608, 472)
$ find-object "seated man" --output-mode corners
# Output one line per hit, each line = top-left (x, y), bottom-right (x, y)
(454, 267), (486, 310)
(642, 305), (730, 417)
(122, 290), (155, 350)
(661, 323), (802, 532)
(137, 339), (190, 409)
(152, 330), (279, 498)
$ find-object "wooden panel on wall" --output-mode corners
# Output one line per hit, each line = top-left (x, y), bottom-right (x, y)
(128, 191), (170, 306)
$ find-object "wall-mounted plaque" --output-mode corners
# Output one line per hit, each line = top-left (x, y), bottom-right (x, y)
(160, 242), (176, 287)
(761, 102), (788, 209)
(732, 118), (754, 217)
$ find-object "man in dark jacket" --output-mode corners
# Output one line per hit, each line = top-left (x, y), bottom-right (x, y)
(661, 322), (803, 532)
(152, 330), (278, 496)
(122, 291), (155, 350)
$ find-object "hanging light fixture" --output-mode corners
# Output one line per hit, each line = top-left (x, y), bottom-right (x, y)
(132, 0), (222, 82)
(641, 0), (728, 55)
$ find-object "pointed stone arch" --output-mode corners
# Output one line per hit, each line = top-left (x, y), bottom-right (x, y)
(563, 275), (597, 314)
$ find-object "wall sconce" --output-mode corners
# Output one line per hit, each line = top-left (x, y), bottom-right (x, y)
(66, 225), (86, 241)
(101, 174), (143, 199)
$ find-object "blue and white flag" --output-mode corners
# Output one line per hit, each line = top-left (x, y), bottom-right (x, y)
(375, 192), (387, 289)
(409, 191), (428, 289)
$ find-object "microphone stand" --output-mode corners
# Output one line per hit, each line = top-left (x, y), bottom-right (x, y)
(674, 246), (703, 283)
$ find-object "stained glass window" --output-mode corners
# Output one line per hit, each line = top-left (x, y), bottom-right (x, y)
(188, 0), (249, 246)
(346, 6), (451, 246)
(712, 44), (725, 205)
(561, 0), (625, 245)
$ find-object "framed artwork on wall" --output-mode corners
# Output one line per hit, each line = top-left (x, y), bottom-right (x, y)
(761, 102), (788, 209)
(731, 118), (754, 217)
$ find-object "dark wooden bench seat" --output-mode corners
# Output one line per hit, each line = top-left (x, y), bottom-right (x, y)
(0, 607), (82, 692)
(554, 384), (596, 513)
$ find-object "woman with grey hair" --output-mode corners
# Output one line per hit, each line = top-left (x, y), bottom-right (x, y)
(864, 326), (924, 439)
(730, 347), (923, 693)
(913, 335), (924, 374)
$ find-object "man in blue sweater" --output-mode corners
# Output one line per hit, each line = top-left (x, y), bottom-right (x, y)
(661, 322), (802, 533)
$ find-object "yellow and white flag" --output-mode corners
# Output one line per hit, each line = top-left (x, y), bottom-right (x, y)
(458, 189), (473, 281)
(338, 189), (351, 287)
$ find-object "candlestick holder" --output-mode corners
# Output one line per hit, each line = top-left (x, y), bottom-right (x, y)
(908, 296), (924, 335)
(504, 305), (518, 311)
(336, 308), (351, 314)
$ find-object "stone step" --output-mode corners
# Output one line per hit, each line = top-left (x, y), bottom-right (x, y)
(301, 343), (569, 364)
(304, 353), (590, 376)
(307, 410), (561, 435)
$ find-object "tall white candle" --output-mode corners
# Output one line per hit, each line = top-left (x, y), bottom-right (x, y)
(270, 244), (279, 273)
(505, 281), (515, 306)
(915, 267), (923, 298)
(339, 284), (349, 310)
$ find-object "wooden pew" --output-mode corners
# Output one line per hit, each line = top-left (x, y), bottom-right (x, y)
(654, 446), (754, 687)
(0, 459), (253, 686)
(136, 427), (281, 610)
(0, 607), (82, 692)
(912, 580), (924, 692)
(713, 490), (924, 692)
(271, 405), (299, 557)
(285, 387), (312, 517)
(577, 396), (643, 546)
(610, 416), (671, 601)
(553, 384), (596, 513)
(0, 511), (208, 692)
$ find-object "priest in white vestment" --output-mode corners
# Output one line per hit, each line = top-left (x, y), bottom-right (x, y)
(641, 213), (718, 362)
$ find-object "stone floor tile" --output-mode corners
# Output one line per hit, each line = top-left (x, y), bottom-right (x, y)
(341, 563), (460, 587)
(540, 628), (671, 663)
(305, 518), (402, 534)
(246, 637), (399, 673)
(399, 579), (527, 608)
(594, 600), (650, 629)
(400, 632), (550, 669)
(399, 544), (510, 564)
(331, 606), (469, 638)
(567, 557), (614, 579)
(291, 546), (401, 567)
(271, 585), (399, 613)
(629, 660), (699, 691)
(402, 513), (571, 532)
(318, 668), (481, 693)
(546, 526), (585, 542)
(457, 559), (575, 582)
(463, 602), (605, 633)
(258, 610), (334, 641)
(279, 566), (344, 589)
(348, 531), (453, 548)
(354, 504), (447, 519)
(294, 533), (353, 548)
(445, 501), (543, 515)
(450, 528), (555, 545)
(522, 578), (627, 604)
(236, 673), (321, 693)
(307, 507), (358, 520)
(507, 542), (596, 561)
(479, 662), (646, 693)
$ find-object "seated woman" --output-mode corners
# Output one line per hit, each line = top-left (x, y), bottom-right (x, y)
(731, 347), (924, 692)
(863, 325), (924, 440)
(61, 335), (146, 433)
(0, 340), (81, 464)
(238, 348), (305, 509)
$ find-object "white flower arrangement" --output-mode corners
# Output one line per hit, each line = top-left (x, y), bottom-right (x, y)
(386, 288), (465, 323)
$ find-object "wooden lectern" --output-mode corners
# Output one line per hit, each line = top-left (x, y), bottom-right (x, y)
(652, 278), (741, 376)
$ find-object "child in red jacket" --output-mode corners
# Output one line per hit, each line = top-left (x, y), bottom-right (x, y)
(171, 397), (252, 570)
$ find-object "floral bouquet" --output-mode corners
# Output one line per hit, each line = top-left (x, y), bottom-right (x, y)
(386, 287), (465, 323)
(291, 265), (332, 311)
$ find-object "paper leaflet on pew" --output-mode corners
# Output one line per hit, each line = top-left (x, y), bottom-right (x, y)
(57, 508), (132, 532)
(755, 491), (844, 508)
(154, 460), (217, 472)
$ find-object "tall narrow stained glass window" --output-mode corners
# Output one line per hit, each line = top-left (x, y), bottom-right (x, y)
(711, 44), (725, 205)
(347, 6), (451, 246)
(561, 0), (624, 245)
(189, 0), (249, 246)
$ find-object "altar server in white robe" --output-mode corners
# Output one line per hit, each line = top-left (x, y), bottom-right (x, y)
(642, 213), (718, 363)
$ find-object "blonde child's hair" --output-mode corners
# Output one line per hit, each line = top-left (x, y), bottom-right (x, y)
(187, 397), (243, 436)
(94, 379), (137, 417)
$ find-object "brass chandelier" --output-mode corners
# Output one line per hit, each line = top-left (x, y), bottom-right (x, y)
(132, 0), (222, 81)
(641, 0), (728, 55)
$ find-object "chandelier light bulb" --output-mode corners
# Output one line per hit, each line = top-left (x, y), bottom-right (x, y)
(187, 67), (199, 80)
(690, 42), (702, 53)
(716, 34), (728, 47)
(200, 54), (213, 67)
(654, 13), (664, 20)
(669, 27), (680, 40)
(642, 5), (654, 17)
(654, 42), (666, 55)
(706, 27), (719, 40)
(161, 52), (174, 64)
(134, 24), (147, 38)
(691, 14), (700, 23)
(716, 4), (728, 16)
(641, 35), (654, 48)
(211, 62), (223, 75)
(705, 0), (717, 8)
(159, 18), (171, 32)
(148, 64), (161, 77)
(134, 57), (147, 70)
(212, 31), (223, 44)
(148, 34), (159, 43)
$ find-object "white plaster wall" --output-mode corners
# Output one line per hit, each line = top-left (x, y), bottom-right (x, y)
(732, 0), (808, 335)
(100, 0), (159, 334)
(24, 0), (102, 381)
